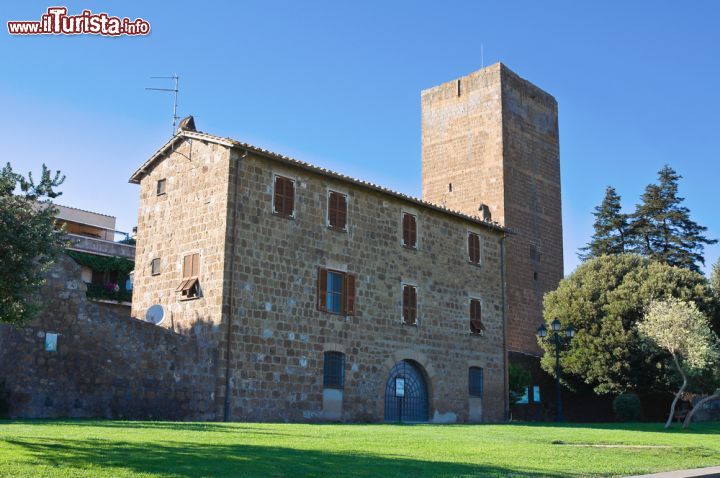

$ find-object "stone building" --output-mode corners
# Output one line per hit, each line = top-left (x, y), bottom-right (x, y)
(129, 116), (509, 423)
(421, 63), (563, 416)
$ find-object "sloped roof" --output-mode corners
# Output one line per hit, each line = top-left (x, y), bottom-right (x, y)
(129, 130), (507, 233)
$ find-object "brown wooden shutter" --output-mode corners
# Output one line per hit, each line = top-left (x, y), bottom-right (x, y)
(337, 193), (347, 229)
(403, 285), (417, 324)
(274, 176), (283, 214)
(402, 213), (410, 246)
(191, 253), (200, 277)
(317, 267), (328, 311)
(286, 179), (294, 216)
(469, 233), (480, 263)
(183, 255), (191, 278)
(410, 216), (417, 247)
(409, 286), (417, 323)
(344, 273), (356, 315)
(328, 193), (336, 227)
(470, 299), (485, 333)
(403, 213), (417, 248)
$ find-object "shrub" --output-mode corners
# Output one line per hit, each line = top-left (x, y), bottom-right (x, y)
(613, 393), (642, 421)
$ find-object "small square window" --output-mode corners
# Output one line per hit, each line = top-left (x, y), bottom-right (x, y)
(151, 258), (161, 276)
(156, 179), (166, 196)
(323, 351), (345, 389)
(469, 367), (484, 397)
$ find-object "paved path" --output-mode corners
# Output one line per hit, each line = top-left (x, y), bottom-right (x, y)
(629, 466), (720, 477)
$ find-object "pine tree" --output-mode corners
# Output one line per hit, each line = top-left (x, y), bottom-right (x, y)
(631, 165), (716, 273)
(578, 186), (630, 260)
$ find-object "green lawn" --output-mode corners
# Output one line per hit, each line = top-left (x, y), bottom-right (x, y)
(0, 420), (718, 477)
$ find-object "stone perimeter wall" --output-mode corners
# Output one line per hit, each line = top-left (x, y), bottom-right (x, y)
(0, 255), (219, 420)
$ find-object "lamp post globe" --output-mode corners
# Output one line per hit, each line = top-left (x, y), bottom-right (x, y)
(551, 318), (561, 332)
(537, 324), (547, 338)
(566, 324), (575, 339)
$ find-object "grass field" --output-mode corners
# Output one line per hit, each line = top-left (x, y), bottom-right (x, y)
(0, 420), (719, 477)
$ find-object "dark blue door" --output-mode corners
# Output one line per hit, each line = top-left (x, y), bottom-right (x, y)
(384, 360), (428, 422)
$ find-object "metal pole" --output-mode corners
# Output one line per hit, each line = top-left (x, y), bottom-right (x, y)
(555, 332), (563, 422)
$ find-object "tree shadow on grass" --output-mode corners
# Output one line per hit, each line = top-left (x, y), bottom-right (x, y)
(1, 419), (318, 438)
(500, 421), (720, 437)
(6, 437), (571, 478)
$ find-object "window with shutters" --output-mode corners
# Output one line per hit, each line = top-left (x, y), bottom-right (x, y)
(402, 284), (418, 325)
(468, 232), (481, 264)
(323, 351), (345, 389)
(176, 252), (200, 299)
(317, 267), (356, 316)
(151, 258), (161, 276)
(273, 175), (295, 218)
(469, 367), (484, 397)
(327, 190), (347, 231)
(156, 179), (166, 196)
(402, 212), (417, 249)
(470, 298), (485, 335)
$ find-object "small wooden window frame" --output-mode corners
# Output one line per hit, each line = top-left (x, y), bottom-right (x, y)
(469, 297), (485, 335)
(327, 190), (348, 232)
(156, 178), (166, 196)
(402, 212), (418, 249)
(468, 232), (481, 265)
(272, 174), (295, 219)
(317, 267), (356, 316)
(177, 253), (200, 300)
(402, 283), (418, 326)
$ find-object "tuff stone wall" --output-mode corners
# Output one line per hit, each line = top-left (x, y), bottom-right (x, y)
(131, 138), (507, 423)
(0, 255), (218, 419)
(222, 152), (507, 422)
(421, 63), (563, 356)
(131, 137), (231, 334)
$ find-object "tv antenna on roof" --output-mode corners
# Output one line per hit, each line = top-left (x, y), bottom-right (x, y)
(146, 74), (180, 135)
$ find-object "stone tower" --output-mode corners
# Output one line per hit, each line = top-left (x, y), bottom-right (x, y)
(421, 62), (563, 360)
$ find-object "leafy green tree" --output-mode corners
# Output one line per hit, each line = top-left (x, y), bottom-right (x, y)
(508, 363), (532, 407)
(631, 165), (716, 273)
(0, 163), (66, 325)
(540, 254), (717, 395)
(710, 257), (720, 294)
(578, 186), (630, 260)
(638, 298), (719, 428)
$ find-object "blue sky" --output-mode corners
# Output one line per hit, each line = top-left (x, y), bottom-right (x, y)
(1, 1), (718, 276)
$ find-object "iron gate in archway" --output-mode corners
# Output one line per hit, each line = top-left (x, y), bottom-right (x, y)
(384, 360), (429, 422)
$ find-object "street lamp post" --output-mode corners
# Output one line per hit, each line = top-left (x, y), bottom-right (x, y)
(537, 319), (575, 422)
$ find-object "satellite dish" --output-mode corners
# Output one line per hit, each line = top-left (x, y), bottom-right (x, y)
(145, 304), (165, 325)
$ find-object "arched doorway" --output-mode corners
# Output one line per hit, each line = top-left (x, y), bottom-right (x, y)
(384, 360), (429, 422)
